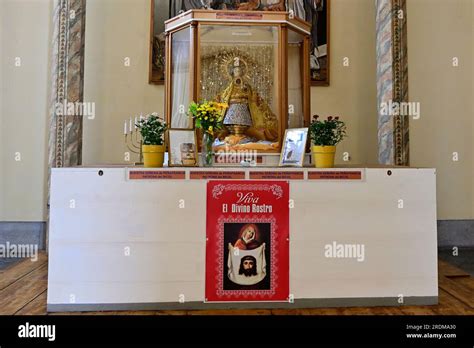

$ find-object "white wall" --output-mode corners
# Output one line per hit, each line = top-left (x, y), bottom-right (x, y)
(408, 0), (473, 219)
(0, 0), (52, 221)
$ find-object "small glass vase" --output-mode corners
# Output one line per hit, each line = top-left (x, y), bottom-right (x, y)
(202, 132), (214, 167)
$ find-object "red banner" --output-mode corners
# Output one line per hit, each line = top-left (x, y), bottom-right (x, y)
(206, 181), (289, 302)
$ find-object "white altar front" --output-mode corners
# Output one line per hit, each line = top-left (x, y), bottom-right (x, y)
(47, 166), (437, 311)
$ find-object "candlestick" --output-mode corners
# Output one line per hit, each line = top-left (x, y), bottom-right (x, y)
(124, 120), (143, 166)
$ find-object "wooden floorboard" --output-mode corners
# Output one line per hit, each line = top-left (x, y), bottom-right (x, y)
(0, 263), (48, 315)
(438, 259), (471, 278)
(53, 310), (158, 316)
(1, 255), (471, 315)
(186, 309), (272, 316)
(398, 305), (438, 315)
(15, 290), (48, 315)
(439, 276), (474, 309)
(340, 306), (405, 315)
(432, 289), (474, 315)
(454, 277), (474, 292)
(0, 252), (48, 290)
(272, 308), (343, 315)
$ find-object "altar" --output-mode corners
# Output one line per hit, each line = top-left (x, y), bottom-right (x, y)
(45, 7), (438, 312)
(47, 166), (438, 311)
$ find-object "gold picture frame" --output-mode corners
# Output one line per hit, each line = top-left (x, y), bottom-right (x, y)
(167, 128), (199, 167)
(279, 128), (308, 167)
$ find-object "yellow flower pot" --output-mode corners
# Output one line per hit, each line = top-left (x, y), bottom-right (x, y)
(142, 145), (165, 168)
(312, 145), (336, 168)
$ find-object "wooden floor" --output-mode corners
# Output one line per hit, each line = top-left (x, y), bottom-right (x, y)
(1, 252), (473, 315)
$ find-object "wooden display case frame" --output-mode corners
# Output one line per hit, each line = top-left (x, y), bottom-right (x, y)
(164, 10), (311, 153)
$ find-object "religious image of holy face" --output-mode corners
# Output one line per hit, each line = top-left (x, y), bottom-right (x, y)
(238, 255), (257, 277)
(223, 222), (271, 290)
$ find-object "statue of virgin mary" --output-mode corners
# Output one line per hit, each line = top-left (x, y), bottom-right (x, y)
(214, 58), (279, 149)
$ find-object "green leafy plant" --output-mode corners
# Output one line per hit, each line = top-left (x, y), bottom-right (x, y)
(136, 113), (167, 145)
(309, 115), (347, 146)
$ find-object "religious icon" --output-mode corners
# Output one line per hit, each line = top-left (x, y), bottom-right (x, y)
(239, 255), (258, 277)
(234, 223), (261, 250)
(214, 56), (279, 151)
(225, 222), (270, 289)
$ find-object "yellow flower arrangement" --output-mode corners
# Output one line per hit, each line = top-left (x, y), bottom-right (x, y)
(189, 101), (228, 136)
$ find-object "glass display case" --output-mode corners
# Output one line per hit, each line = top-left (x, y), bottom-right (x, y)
(165, 10), (311, 153)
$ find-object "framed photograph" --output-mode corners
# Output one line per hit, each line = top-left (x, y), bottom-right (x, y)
(279, 128), (308, 167)
(167, 129), (198, 167)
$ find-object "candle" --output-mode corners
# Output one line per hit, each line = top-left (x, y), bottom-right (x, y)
(135, 116), (138, 129)
(124, 121), (127, 135)
(129, 118), (132, 134)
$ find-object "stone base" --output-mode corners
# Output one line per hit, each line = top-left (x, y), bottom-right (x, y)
(0, 222), (46, 250)
(438, 220), (474, 247)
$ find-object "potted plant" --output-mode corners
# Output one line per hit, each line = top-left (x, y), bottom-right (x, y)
(309, 115), (347, 168)
(188, 101), (227, 166)
(136, 113), (167, 168)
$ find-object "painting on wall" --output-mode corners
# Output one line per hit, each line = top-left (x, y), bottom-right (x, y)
(150, 0), (329, 86)
(286, 0), (329, 85)
(149, 0), (168, 84)
(310, 0), (329, 86)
